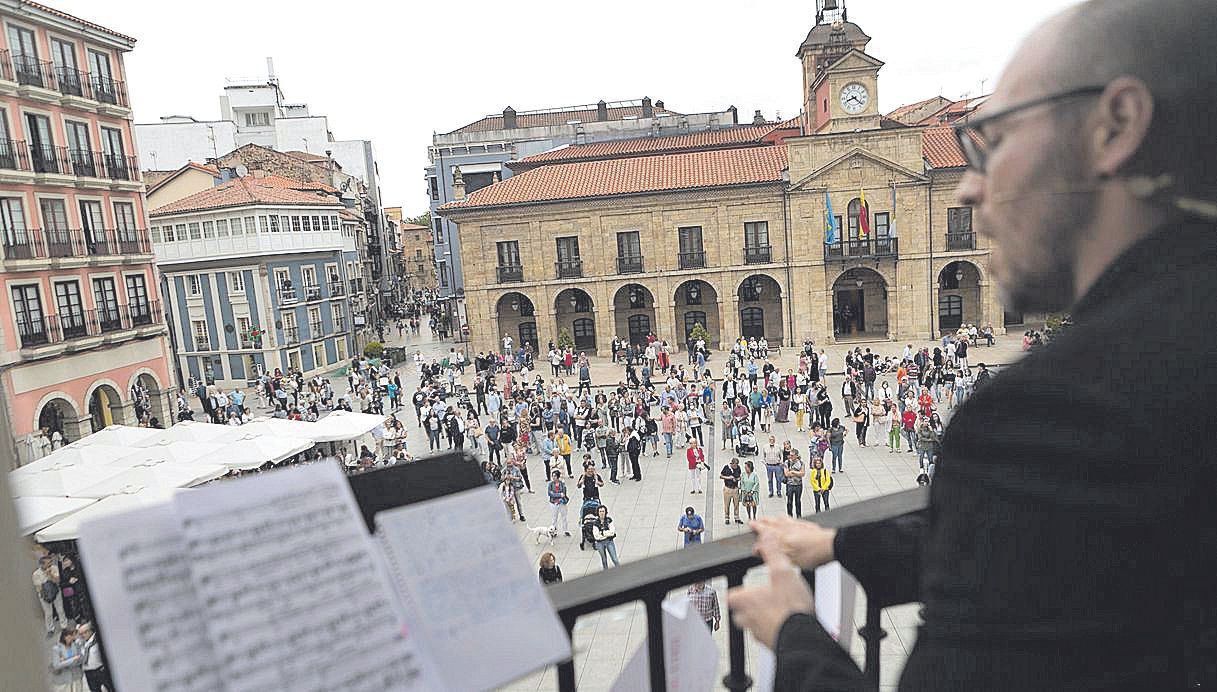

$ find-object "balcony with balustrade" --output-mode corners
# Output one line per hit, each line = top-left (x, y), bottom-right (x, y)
(678, 250), (706, 270)
(304, 284), (323, 302)
(825, 236), (900, 261)
(945, 232), (976, 251)
(744, 244), (772, 264)
(283, 326), (300, 344)
(497, 264), (524, 283)
(617, 255), (645, 274)
(555, 259), (583, 279)
(0, 139), (31, 175)
(3, 51), (131, 112)
(15, 302), (162, 355)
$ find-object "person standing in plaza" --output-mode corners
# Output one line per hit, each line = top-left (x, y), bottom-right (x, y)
(592, 505), (620, 569)
(661, 406), (676, 458)
(852, 399), (870, 447)
(762, 435), (784, 498)
(809, 457), (833, 513)
(687, 581), (721, 632)
(77, 623), (109, 692)
(626, 426), (643, 481)
(687, 437), (706, 494)
(888, 401), (903, 452)
(678, 506), (705, 546)
(49, 628), (82, 692)
(555, 427), (574, 478)
(604, 428), (621, 484)
(720, 456), (743, 524)
(34, 555), (65, 636)
(546, 470), (570, 537)
(828, 418), (847, 473)
(783, 449), (805, 518)
(740, 460), (761, 521)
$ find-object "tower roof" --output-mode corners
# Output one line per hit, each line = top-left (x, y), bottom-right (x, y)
(796, 20), (871, 56)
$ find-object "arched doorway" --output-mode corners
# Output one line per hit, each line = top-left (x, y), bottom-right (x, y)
(832, 268), (889, 339)
(554, 288), (596, 353)
(674, 280), (720, 348)
(938, 261), (983, 333)
(36, 398), (72, 444)
(737, 274), (783, 344)
(87, 383), (124, 432)
(131, 372), (164, 426)
(496, 292), (538, 352)
(613, 284), (656, 347)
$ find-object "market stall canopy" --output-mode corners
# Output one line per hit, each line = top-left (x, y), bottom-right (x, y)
(76, 424), (160, 447)
(9, 445), (131, 478)
(14, 497), (96, 535)
(211, 434), (313, 470)
(71, 463), (229, 499)
(135, 420), (237, 446)
(318, 410), (388, 440)
(109, 441), (225, 468)
(240, 419), (338, 443)
(35, 488), (181, 542)
(10, 463), (126, 498)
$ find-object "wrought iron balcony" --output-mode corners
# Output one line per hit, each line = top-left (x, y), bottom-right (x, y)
(497, 264), (524, 283)
(0, 139), (31, 171)
(278, 288), (298, 305)
(678, 250), (706, 269)
(2, 228), (47, 260)
(16, 315), (55, 347)
(31, 144), (69, 175)
(84, 228), (115, 256)
(58, 310), (90, 340)
(283, 326), (300, 344)
(945, 232), (975, 251)
(825, 236), (900, 261)
(102, 154), (138, 181)
(555, 259), (583, 279)
(309, 321), (324, 336)
(128, 300), (158, 327)
(12, 54), (53, 89)
(328, 281), (345, 297)
(69, 148), (101, 177)
(116, 232), (151, 255)
(45, 228), (82, 258)
(90, 74), (129, 108)
(93, 306), (126, 334)
(744, 244), (772, 264)
(54, 65), (89, 98)
(304, 285), (323, 302)
(617, 255), (645, 274)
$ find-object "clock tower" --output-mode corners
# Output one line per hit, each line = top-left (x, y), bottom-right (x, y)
(797, 0), (884, 133)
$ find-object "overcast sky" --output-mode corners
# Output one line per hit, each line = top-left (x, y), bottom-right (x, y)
(60, 0), (1077, 214)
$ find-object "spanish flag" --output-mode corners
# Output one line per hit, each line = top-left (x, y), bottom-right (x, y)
(859, 188), (871, 236)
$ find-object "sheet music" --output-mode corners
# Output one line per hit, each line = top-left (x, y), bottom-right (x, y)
(77, 502), (223, 692)
(375, 485), (572, 692)
(610, 597), (718, 692)
(174, 463), (438, 692)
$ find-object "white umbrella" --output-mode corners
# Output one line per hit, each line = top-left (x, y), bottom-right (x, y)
(9, 445), (131, 478)
(239, 419), (335, 443)
(211, 434), (313, 470)
(78, 425), (160, 447)
(10, 464), (126, 498)
(135, 420), (236, 446)
(13, 497), (96, 535)
(109, 441), (225, 468)
(35, 488), (179, 542)
(319, 410), (389, 440)
(71, 462), (229, 499)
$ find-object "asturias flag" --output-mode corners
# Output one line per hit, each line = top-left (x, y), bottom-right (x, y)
(859, 188), (871, 236)
(825, 192), (837, 245)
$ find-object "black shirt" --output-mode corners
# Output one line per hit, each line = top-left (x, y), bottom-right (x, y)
(720, 464), (741, 489)
(775, 220), (1217, 690)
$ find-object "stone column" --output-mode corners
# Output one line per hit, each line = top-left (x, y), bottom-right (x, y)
(656, 301), (677, 346)
(538, 310), (556, 352)
(593, 307), (613, 357)
(150, 390), (174, 427)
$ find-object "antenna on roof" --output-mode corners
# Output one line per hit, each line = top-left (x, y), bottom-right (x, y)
(266, 57), (277, 85)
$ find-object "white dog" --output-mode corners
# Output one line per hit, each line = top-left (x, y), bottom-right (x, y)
(527, 525), (558, 545)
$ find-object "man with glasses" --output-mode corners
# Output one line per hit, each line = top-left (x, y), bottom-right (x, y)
(729, 0), (1217, 688)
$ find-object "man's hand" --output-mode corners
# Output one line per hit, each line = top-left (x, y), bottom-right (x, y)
(727, 532), (815, 649)
(750, 516), (837, 570)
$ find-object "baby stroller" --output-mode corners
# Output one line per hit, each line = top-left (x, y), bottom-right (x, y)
(735, 423), (758, 456)
(578, 498), (602, 550)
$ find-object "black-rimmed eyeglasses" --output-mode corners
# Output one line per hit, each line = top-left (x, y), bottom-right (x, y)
(952, 86), (1106, 173)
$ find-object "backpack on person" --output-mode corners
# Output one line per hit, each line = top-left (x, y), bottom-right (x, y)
(40, 578), (59, 603)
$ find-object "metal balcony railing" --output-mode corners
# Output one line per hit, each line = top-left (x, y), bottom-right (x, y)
(89, 74), (128, 107)
(54, 65), (88, 98)
(12, 54), (53, 89)
(945, 232), (975, 251)
(68, 148), (101, 177)
(84, 228), (115, 256)
(304, 285), (322, 301)
(116, 232), (151, 255)
(825, 236), (900, 261)
(91, 306), (126, 333)
(0, 139), (31, 171)
(617, 255), (644, 274)
(555, 259), (583, 279)
(744, 244), (772, 264)
(16, 315), (55, 347)
(128, 300), (158, 327)
(58, 310), (90, 340)
(2, 229), (47, 260)
(278, 288), (298, 304)
(45, 228), (82, 258)
(497, 264), (524, 283)
(31, 144), (69, 175)
(678, 250), (706, 269)
(103, 154), (138, 181)
(283, 326), (300, 344)
(328, 281), (345, 297)
(309, 321), (324, 337)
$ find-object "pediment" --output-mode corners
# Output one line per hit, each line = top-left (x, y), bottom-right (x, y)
(824, 49), (885, 73)
(790, 147), (926, 191)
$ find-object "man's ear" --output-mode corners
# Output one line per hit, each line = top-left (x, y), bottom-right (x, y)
(1091, 76), (1154, 178)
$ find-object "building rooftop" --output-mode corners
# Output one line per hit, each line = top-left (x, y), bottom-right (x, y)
(145, 163), (220, 194)
(888, 95), (989, 127)
(398, 223), (429, 231)
(149, 177), (340, 216)
(922, 126), (974, 169)
(441, 145), (788, 211)
(20, 0), (136, 44)
(446, 99), (682, 135)
(508, 124), (789, 171)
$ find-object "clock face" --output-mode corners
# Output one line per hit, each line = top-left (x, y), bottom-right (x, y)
(840, 83), (870, 115)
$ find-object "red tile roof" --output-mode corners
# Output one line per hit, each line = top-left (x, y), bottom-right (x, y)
(448, 104), (682, 134)
(922, 127), (972, 169)
(442, 146), (788, 211)
(21, 1), (136, 44)
(145, 162), (219, 194)
(398, 223), (429, 231)
(256, 174), (338, 194)
(886, 96), (950, 124)
(510, 126), (772, 170)
(149, 177), (340, 216)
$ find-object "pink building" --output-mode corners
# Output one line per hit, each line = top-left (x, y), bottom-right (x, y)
(1, 1), (173, 466)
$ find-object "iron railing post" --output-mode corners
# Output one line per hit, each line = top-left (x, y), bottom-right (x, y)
(645, 595), (668, 691)
(723, 569), (753, 691)
(860, 598), (886, 688)
(557, 613), (578, 691)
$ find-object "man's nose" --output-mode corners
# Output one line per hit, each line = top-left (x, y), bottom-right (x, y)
(955, 170), (984, 206)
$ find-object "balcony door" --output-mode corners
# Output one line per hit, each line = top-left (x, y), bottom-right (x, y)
(8, 26), (40, 86)
(50, 38), (82, 96)
(92, 277), (120, 330)
(25, 114), (55, 172)
(125, 274), (150, 324)
(1, 197), (29, 250)
(12, 284), (45, 344)
(556, 236), (580, 266)
(54, 280), (86, 338)
(80, 200), (105, 254)
(678, 226), (704, 268)
(100, 127), (126, 178)
(65, 121), (94, 176)
(89, 49), (116, 102)
(0, 110), (14, 169)
(40, 199), (71, 255)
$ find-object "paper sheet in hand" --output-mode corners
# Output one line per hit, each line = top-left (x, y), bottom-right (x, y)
(374, 484), (572, 691)
(78, 502), (222, 692)
(173, 463), (439, 692)
(611, 597), (719, 692)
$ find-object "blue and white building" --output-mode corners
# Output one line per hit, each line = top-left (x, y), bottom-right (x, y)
(149, 176), (357, 388)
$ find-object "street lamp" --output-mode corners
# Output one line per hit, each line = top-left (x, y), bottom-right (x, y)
(855, 277), (864, 288)
(955, 267), (965, 283)
(510, 298), (520, 312)
(688, 283), (700, 302)
(569, 295), (578, 310)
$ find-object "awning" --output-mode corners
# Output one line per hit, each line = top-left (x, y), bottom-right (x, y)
(76, 425), (160, 447)
(14, 497), (97, 535)
(9, 445), (132, 478)
(35, 489), (181, 542)
(135, 420), (238, 446)
(10, 464), (127, 498)
(71, 463), (229, 499)
(211, 434), (314, 470)
(109, 442), (226, 468)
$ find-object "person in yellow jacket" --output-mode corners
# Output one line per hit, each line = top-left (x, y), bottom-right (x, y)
(808, 457), (833, 513)
(555, 427), (574, 478)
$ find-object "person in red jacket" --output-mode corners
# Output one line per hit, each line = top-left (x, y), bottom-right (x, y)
(917, 387), (935, 417)
(901, 408), (918, 453)
(687, 438), (707, 494)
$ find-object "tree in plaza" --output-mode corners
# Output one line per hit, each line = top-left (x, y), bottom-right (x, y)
(364, 341), (385, 359)
(556, 327), (574, 350)
(405, 212), (431, 227)
(688, 322), (711, 349)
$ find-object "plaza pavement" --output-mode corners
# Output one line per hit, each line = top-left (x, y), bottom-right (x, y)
(220, 329), (1029, 690)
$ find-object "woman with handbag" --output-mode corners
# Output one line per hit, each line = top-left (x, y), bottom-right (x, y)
(740, 460), (762, 521)
(792, 389), (808, 432)
(809, 457), (833, 513)
(592, 505), (621, 569)
(853, 400), (870, 447)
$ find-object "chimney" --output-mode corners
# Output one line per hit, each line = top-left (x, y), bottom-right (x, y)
(728, 105), (738, 124)
(597, 100), (608, 121)
(641, 96), (653, 118)
(251, 169), (268, 179)
(452, 167), (466, 201)
(502, 106), (517, 129)
(752, 109), (766, 126)
(655, 99), (664, 110)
